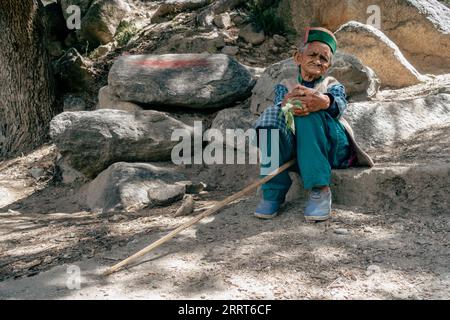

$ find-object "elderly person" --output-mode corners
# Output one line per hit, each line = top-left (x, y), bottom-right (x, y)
(253, 27), (373, 221)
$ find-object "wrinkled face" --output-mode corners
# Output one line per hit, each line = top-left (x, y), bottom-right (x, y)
(294, 41), (332, 79)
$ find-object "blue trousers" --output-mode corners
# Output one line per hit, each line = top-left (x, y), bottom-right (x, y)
(259, 111), (351, 202)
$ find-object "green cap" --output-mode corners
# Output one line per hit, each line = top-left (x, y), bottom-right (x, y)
(305, 27), (337, 53)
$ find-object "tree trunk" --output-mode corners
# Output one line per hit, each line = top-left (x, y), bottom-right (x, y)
(0, 0), (56, 159)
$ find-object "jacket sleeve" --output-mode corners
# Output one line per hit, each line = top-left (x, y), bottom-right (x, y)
(325, 84), (348, 119)
(273, 84), (289, 107)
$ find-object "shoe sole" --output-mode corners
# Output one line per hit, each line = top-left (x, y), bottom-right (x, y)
(254, 203), (286, 219)
(304, 214), (331, 222)
(254, 212), (278, 219)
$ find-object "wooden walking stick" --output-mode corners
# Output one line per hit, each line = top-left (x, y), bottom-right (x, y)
(103, 158), (296, 276)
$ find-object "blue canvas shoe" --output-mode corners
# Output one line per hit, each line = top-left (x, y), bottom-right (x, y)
(254, 200), (283, 219)
(304, 188), (332, 221)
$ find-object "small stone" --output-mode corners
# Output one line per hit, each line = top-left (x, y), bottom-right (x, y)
(372, 256), (384, 263)
(221, 45), (239, 56)
(43, 256), (53, 264)
(232, 15), (245, 25)
(366, 264), (381, 276)
(92, 43), (114, 58)
(111, 214), (125, 222)
(29, 167), (45, 180)
(176, 181), (206, 194)
(213, 13), (232, 29)
(239, 23), (265, 45)
(24, 259), (42, 269)
(174, 195), (194, 217)
(273, 34), (287, 46)
(334, 228), (350, 235)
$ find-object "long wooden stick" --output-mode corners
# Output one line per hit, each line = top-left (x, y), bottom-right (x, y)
(103, 159), (296, 276)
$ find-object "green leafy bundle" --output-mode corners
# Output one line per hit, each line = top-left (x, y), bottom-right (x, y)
(278, 99), (304, 134)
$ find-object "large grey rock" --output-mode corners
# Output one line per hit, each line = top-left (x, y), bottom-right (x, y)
(210, 105), (258, 150)
(279, 0), (450, 75)
(78, 0), (131, 47)
(108, 54), (254, 109)
(250, 58), (298, 115)
(335, 22), (428, 88)
(81, 162), (187, 213)
(328, 51), (380, 101)
(344, 93), (450, 150)
(153, 31), (226, 54)
(284, 160), (450, 213)
(97, 86), (143, 111)
(50, 109), (193, 178)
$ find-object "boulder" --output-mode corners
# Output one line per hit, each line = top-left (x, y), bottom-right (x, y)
(328, 51), (380, 101)
(78, 0), (131, 47)
(97, 86), (143, 111)
(210, 105), (258, 150)
(49, 109), (193, 178)
(335, 22), (428, 88)
(344, 93), (450, 150)
(81, 162), (187, 213)
(108, 54), (254, 109)
(239, 23), (266, 45)
(153, 31), (226, 54)
(250, 58), (299, 115)
(279, 0), (450, 74)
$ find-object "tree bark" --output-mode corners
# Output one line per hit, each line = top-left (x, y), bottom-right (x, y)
(0, 0), (57, 159)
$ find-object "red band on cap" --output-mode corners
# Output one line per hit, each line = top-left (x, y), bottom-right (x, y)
(304, 27), (310, 44)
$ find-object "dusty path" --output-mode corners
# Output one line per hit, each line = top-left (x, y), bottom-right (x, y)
(1, 196), (449, 300)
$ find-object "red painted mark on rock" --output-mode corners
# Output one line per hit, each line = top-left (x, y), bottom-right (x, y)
(132, 58), (210, 69)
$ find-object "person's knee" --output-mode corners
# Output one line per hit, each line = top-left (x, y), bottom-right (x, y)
(294, 111), (325, 129)
(295, 111), (324, 121)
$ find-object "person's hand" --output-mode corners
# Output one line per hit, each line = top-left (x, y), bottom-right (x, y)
(281, 85), (330, 117)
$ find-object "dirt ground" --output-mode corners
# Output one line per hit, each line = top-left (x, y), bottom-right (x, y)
(0, 144), (449, 299)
